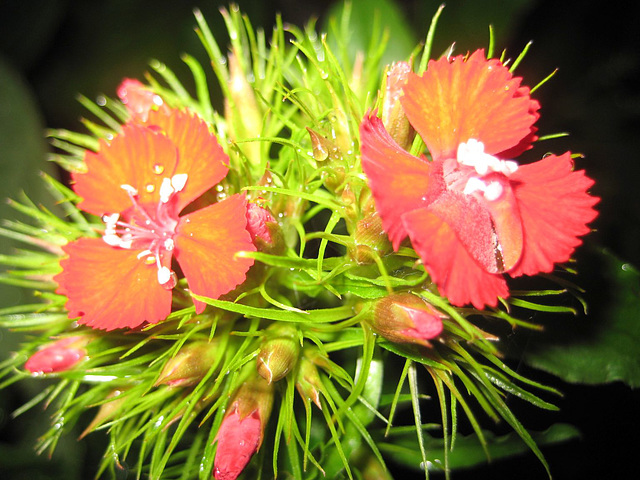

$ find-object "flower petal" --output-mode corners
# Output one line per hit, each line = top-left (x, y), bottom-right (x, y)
(74, 124), (178, 216)
(144, 109), (230, 212)
(402, 207), (509, 308)
(402, 49), (540, 161)
(55, 238), (172, 330)
(508, 152), (599, 277)
(427, 189), (502, 274)
(360, 112), (434, 249)
(174, 194), (255, 313)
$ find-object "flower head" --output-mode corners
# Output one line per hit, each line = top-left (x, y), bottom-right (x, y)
(360, 50), (599, 308)
(25, 336), (88, 374)
(54, 108), (255, 330)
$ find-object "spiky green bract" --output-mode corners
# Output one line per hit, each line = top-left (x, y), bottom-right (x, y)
(0, 4), (589, 480)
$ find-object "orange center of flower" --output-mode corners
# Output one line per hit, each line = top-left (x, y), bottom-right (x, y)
(101, 173), (188, 289)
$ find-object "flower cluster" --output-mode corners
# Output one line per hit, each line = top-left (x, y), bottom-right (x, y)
(2, 8), (600, 480)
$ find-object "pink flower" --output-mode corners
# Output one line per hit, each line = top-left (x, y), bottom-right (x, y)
(25, 336), (88, 374)
(54, 108), (256, 330)
(360, 50), (599, 309)
(213, 406), (262, 480)
(117, 78), (168, 122)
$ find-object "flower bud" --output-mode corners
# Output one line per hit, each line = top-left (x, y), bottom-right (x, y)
(80, 389), (127, 439)
(256, 323), (300, 384)
(24, 336), (89, 374)
(349, 211), (392, 264)
(214, 375), (273, 480)
(225, 51), (262, 168)
(306, 127), (346, 192)
(117, 78), (167, 122)
(380, 61), (415, 150)
(155, 341), (219, 387)
(245, 202), (284, 254)
(369, 293), (445, 346)
(295, 355), (323, 409)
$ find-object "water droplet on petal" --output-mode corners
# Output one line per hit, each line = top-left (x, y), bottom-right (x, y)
(152, 164), (165, 175)
(145, 184), (155, 193)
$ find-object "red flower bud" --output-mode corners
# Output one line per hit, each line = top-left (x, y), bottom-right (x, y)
(213, 406), (262, 480)
(117, 78), (167, 122)
(369, 293), (445, 346)
(246, 202), (276, 245)
(24, 336), (88, 374)
(214, 375), (273, 480)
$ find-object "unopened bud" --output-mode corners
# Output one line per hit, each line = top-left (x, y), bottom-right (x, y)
(295, 356), (323, 409)
(307, 127), (347, 192)
(25, 336), (89, 374)
(257, 324), (300, 384)
(225, 51), (262, 168)
(380, 62), (415, 150)
(369, 293), (445, 346)
(117, 78), (168, 122)
(349, 212), (392, 264)
(155, 341), (219, 387)
(80, 389), (127, 439)
(214, 374), (274, 480)
(246, 202), (283, 254)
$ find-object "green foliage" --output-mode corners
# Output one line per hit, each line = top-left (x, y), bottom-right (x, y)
(519, 247), (640, 387)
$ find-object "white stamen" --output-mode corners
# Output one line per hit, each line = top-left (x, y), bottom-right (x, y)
(121, 184), (138, 196)
(463, 177), (505, 201)
(103, 233), (123, 247)
(171, 173), (188, 192)
(484, 181), (504, 201)
(457, 139), (519, 176)
(137, 249), (153, 259)
(159, 178), (174, 204)
(463, 177), (487, 196)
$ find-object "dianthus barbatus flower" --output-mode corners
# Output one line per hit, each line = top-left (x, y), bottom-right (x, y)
(360, 50), (599, 309)
(54, 108), (255, 330)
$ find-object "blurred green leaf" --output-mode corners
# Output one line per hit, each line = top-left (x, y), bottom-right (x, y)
(379, 423), (579, 472)
(518, 247), (640, 387)
(326, 0), (417, 66)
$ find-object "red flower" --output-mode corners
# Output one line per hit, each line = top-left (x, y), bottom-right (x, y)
(117, 78), (169, 122)
(213, 406), (262, 480)
(360, 50), (599, 308)
(25, 336), (88, 374)
(54, 108), (255, 330)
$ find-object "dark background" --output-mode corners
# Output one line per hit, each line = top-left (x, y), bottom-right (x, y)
(1, 0), (639, 478)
